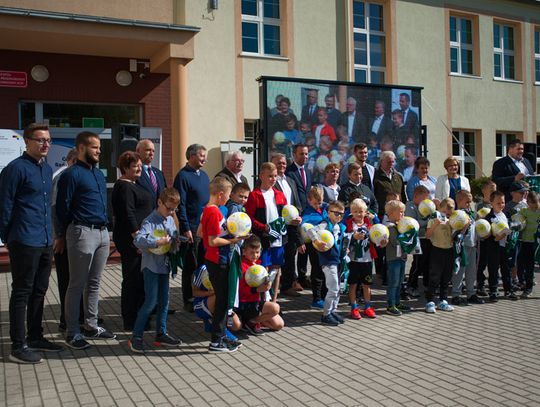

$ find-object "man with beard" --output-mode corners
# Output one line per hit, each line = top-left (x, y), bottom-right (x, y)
(56, 131), (116, 350)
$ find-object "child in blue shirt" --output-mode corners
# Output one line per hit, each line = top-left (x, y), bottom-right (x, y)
(128, 188), (182, 353)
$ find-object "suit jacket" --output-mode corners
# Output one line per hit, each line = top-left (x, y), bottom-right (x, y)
(214, 167), (248, 187)
(492, 155), (534, 200)
(402, 108), (419, 135)
(285, 162), (312, 211)
(340, 111), (368, 144)
(274, 175), (301, 209)
(368, 114), (394, 139)
(136, 165), (166, 208)
(301, 104), (320, 127)
(326, 108), (341, 131)
(373, 168), (407, 218)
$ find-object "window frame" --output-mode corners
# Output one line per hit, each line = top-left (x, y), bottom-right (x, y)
(493, 22), (516, 80)
(352, 0), (386, 84)
(452, 130), (476, 180)
(449, 15), (474, 76)
(495, 132), (519, 159)
(241, 0), (282, 57)
(535, 28), (540, 84)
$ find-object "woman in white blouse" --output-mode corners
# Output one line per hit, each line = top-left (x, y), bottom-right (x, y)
(435, 157), (470, 201)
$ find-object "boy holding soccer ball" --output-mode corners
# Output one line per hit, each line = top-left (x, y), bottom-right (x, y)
(237, 236), (284, 334)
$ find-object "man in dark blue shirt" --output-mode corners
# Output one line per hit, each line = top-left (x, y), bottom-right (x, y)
(173, 144), (210, 311)
(0, 123), (63, 364)
(56, 131), (115, 350)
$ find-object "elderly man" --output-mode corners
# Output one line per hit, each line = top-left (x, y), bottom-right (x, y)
(492, 139), (534, 201)
(173, 144), (210, 312)
(136, 139), (167, 207)
(214, 150), (249, 186)
(373, 151), (407, 218)
(340, 97), (368, 144)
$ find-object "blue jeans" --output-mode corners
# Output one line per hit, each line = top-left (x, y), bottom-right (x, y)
(387, 259), (405, 307)
(133, 269), (169, 338)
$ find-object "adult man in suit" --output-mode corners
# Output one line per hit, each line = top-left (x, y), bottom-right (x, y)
(368, 100), (394, 140)
(301, 89), (320, 128)
(340, 97), (368, 144)
(214, 150), (249, 187)
(136, 139), (166, 208)
(285, 144), (312, 288)
(324, 94), (341, 131)
(492, 139), (535, 201)
(399, 93), (419, 135)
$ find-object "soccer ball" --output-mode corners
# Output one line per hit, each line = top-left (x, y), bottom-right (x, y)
(273, 131), (285, 144)
(396, 145), (407, 160)
(477, 207), (490, 219)
(300, 223), (315, 243)
(245, 264), (268, 287)
(369, 224), (390, 246)
(282, 205), (299, 225)
(148, 229), (171, 255)
(418, 199), (436, 218)
(491, 220), (510, 237)
(449, 210), (468, 231)
(475, 219), (491, 239)
(397, 217), (420, 234)
(316, 155), (330, 171)
(511, 212), (526, 231)
(348, 155), (357, 164)
(329, 150), (341, 163)
(315, 229), (335, 252)
(200, 266), (213, 290)
(227, 212), (252, 237)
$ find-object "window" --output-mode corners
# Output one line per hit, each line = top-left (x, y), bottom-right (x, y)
(493, 23), (515, 80)
(452, 130), (476, 179)
(449, 16), (474, 75)
(535, 29), (540, 83)
(241, 0), (281, 56)
(495, 132), (518, 158)
(244, 120), (257, 142)
(352, 1), (386, 84)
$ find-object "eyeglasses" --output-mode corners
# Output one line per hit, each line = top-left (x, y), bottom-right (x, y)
(232, 159), (245, 163)
(29, 138), (52, 146)
(330, 211), (344, 217)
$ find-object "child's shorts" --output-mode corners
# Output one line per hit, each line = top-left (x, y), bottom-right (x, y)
(194, 298), (212, 319)
(235, 301), (262, 322)
(347, 261), (374, 285)
(261, 246), (285, 267)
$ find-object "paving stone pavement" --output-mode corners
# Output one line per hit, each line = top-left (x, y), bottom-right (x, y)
(1, 264), (540, 407)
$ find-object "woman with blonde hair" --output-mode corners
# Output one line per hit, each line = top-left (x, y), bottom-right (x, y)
(434, 157), (470, 201)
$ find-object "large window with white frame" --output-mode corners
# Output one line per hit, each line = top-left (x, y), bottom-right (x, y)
(493, 22), (516, 80)
(535, 29), (540, 84)
(241, 0), (281, 56)
(352, 1), (386, 84)
(452, 130), (476, 179)
(495, 132), (518, 159)
(449, 15), (474, 75)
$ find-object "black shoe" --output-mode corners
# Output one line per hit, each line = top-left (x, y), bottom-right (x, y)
(505, 291), (519, 301)
(128, 337), (144, 354)
(396, 303), (412, 313)
(10, 346), (42, 364)
(209, 340), (238, 353)
(400, 292), (411, 301)
(451, 296), (468, 306)
(331, 312), (345, 324)
(476, 288), (489, 297)
(223, 336), (242, 348)
(153, 333), (182, 347)
(467, 294), (485, 304)
(489, 293), (498, 303)
(321, 314), (339, 326)
(27, 338), (63, 352)
(521, 289), (532, 299)
(65, 334), (91, 350)
(83, 327), (116, 340)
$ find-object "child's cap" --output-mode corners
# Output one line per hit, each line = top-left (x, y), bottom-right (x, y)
(509, 182), (528, 193)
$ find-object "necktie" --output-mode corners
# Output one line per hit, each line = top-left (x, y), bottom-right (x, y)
(299, 166), (307, 189)
(310, 105), (314, 116)
(147, 166), (158, 193)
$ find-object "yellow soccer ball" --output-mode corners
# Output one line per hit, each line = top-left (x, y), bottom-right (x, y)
(273, 131), (286, 144)
(491, 220), (510, 237)
(315, 229), (335, 252)
(282, 205), (299, 225)
(449, 210), (468, 231)
(475, 219), (491, 239)
(316, 155), (330, 171)
(227, 212), (252, 237)
(369, 224), (389, 246)
(418, 199), (436, 218)
(148, 229), (171, 255)
(396, 145), (407, 160)
(397, 216), (420, 234)
(200, 267), (213, 290)
(511, 212), (526, 231)
(245, 264), (268, 287)
(477, 207), (490, 219)
(300, 223), (315, 243)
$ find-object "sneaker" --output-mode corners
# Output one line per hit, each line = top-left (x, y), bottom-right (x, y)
(83, 326), (116, 340)
(27, 338), (63, 352)
(128, 337), (144, 354)
(452, 296), (468, 306)
(476, 288), (489, 297)
(425, 301), (436, 313)
(223, 336), (242, 348)
(65, 334), (90, 350)
(331, 312), (345, 324)
(521, 289), (532, 299)
(489, 293), (499, 303)
(208, 340), (238, 353)
(467, 294), (485, 304)
(321, 314), (339, 326)
(350, 308), (362, 320)
(363, 307), (377, 319)
(311, 300), (324, 309)
(9, 346), (42, 364)
(504, 291), (519, 301)
(245, 321), (265, 336)
(153, 333), (182, 347)
(400, 291), (411, 301)
(437, 300), (454, 312)
(282, 288), (301, 297)
(396, 303), (412, 313)
(386, 306), (402, 316)
(408, 287), (420, 298)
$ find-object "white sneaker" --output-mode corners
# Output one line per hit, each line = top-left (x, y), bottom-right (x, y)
(425, 301), (436, 313)
(437, 300), (454, 312)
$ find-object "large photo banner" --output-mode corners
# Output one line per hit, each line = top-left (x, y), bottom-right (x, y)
(260, 77), (423, 183)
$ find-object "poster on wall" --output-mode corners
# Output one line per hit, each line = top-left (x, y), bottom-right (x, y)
(0, 129), (25, 172)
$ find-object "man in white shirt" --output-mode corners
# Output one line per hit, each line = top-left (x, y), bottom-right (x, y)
(492, 139), (535, 201)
